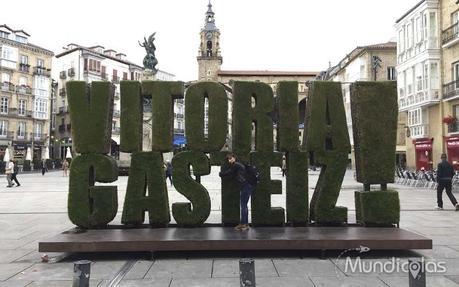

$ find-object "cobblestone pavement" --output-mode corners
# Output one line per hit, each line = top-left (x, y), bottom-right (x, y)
(0, 168), (458, 286)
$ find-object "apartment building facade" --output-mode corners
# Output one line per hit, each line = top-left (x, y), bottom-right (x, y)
(396, 0), (442, 170)
(0, 25), (53, 162)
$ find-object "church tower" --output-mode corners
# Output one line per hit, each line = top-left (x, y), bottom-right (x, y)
(197, 0), (222, 81)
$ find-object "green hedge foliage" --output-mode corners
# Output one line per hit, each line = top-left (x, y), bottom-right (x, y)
(351, 81), (398, 184)
(120, 81), (143, 153)
(142, 81), (184, 152)
(286, 151), (309, 224)
(121, 152), (170, 227)
(277, 82), (300, 152)
(355, 190), (400, 226)
(305, 82), (350, 225)
(171, 151), (211, 226)
(185, 82), (228, 152)
(66, 81), (113, 154)
(232, 81), (274, 163)
(250, 151), (285, 226)
(210, 151), (240, 225)
(68, 154), (118, 228)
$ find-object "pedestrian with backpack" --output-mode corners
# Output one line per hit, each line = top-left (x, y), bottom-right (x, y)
(219, 153), (258, 231)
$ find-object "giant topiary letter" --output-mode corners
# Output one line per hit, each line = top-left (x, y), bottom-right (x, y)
(67, 81), (113, 154)
(250, 151), (285, 226)
(232, 81), (274, 162)
(120, 81), (143, 153)
(286, 151), (309, 225)
(350, 81), (398, 187)
(185, 82), (228, 152)
(277, 81), (300, 152)
(172, 151), (211, 226)
(210, 152), (240, 225)
(121, 152), (170, 227)
(68, 154), (118, 228)
(142, 81), (184, 152)
(305, 81), (350, 225)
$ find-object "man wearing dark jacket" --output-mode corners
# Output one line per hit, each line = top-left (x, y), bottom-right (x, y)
(436, 154), (459, 211)
(219, 153), (254, 231)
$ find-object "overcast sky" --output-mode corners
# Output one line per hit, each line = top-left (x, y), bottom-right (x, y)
(3, 0), (420, 81)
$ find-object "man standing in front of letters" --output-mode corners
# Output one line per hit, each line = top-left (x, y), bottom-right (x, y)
(219, 153), (255, 231)
(435, 153), (459, 211)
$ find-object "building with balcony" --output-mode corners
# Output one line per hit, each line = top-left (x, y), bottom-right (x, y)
(52, 44), (144, 159)
(396, 0), (441, 170)
(0, 24), (53, 162)
(322, 42), (399, 168)
(440, 0), (459, 168)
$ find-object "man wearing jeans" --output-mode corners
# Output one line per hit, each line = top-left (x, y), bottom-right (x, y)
(435, 154), (459, 211)
(219, 153), (255, 231)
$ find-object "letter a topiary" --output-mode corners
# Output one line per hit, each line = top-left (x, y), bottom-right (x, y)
(186, 82), (228, 152)
(142, 81), (184, 152)
(67, 81), (113, 154)
(121, 152), (170, 227)
(305, 81), (350, 225)
(68, 154), (118, 229)
(172, 151), (211, 226)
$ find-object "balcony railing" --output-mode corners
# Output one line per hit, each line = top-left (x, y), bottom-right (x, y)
(68, 67), (75, 77)
(0, 131), (14, 140)
(174, 128), (185, 134)
(59, 71), (67, 79)
(409, 124), (429, 139)
(443, 80), (459, 100)
(33, 66), (51, 77)
(18, 63), (30, 73)
(16, 85), (32, 94)
(31, 133), (47, 141)
(1, 82), (15, 92)
(174, 113), (184, 119)
(59, 88), (66, 97)
(448, 121), (459, 133)
(442, 22), (459, 47)
(16, 133), (28, 141)
(398, 89), (440, 110)
(58, 106), (68, 114)
(112, 127), (120, 134)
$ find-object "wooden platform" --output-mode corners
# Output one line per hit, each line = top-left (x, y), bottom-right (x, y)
(39, 227), (432, 253)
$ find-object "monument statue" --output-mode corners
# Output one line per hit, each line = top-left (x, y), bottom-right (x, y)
(139, 33), (158, 74)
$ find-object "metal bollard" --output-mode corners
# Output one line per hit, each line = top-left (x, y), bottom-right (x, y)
(239, 258), (256, 287)
(73, 260), (92, 287)
(408, 258), (426, 287)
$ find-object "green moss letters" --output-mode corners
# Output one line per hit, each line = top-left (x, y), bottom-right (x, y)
(120, 81), (143, 153)
(185, 82), (228, 152)
(68, 154), (118, 228)
(121, 152), (170, 227)
(171, 151), (211, 226)
(355, 190), (400, 226)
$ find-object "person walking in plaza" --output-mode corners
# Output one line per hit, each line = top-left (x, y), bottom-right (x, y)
(10, 160), (20, 187)
(5, 159), (14, 187)
(41, 160), (47, 176)
(281, 155), (287, 177)
(62, 159), (69, 177)
(435, 154), (459, 211)
(165, 161), (173, 186)
(219, 153), (256, 231)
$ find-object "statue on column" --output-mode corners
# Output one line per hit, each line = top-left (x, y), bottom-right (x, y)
(139, 32), (159, 74)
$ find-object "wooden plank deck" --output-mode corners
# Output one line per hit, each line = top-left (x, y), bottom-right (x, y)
(39, 227), (432, 253)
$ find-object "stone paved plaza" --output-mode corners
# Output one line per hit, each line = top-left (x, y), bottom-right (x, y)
(0, 168), (459, 286)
